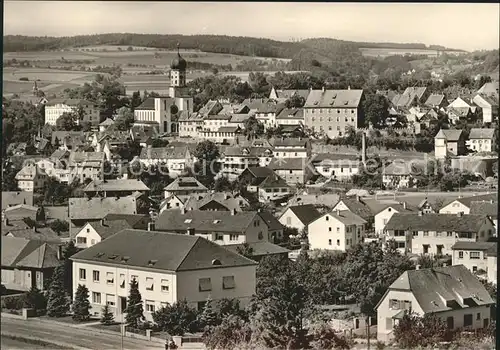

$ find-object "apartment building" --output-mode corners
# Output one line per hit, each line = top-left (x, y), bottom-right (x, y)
(466, 128), (496, 153)
(451, 241), (496, 278)
(384, 212), (495, 255)
(83, 179), (150, 198)
(308, 210), (366, 251)
(268, 158), (310, 185)
(376, 265), (494, 342)
(278, 204), (322, 233)
(374, 202), (417, 235)
(272, 137), (311, 158)
(434, 129), (467, 159)
(70, 229), (257, 320)
(303, 88), (365, 138)
(137, 146), (193, 177)
(163, 177), (208, 198)
(219, 147), (262, 179)
(311, 153), (360, 180)
(15, 163), (48, 192)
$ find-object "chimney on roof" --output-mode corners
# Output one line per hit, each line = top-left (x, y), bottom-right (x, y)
(416, 264), (421, 270)
(148, 221), (155, 231)
(457, 212), (463, 218)
(231, 208), (237, 216)
(322, 86), (325, 93)
(356, 194), (361, 202)
(33, 226), (37, 233)
(57, 245), (64, 260)
(418, 211), (423, 216)
(224, 193), (230, 200)
(336, 209), (340, 216)
(348, 86), (351, 90)
(442, 263), (447, 267)
(187, 228), (195, 236)
(403, 202), (407, 210)
(181, 207), (186, 215)
(101, 218), (107, 227)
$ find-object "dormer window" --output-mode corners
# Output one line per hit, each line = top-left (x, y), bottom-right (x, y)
(213, 219), (221, 224)
(184, 219), (192, 224)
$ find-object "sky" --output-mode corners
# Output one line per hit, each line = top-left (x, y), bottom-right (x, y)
(4, 2), (499, 52)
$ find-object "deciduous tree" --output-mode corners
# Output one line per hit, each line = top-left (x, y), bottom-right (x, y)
(152, 299), (198, 336)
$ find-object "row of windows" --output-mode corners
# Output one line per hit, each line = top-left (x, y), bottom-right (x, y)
(458, 251), (484, 259)
(91, 292), (161, 313)
(79, 270), (170, 292)
(309, 109), (356, 114)
(311, 117), (356, 123)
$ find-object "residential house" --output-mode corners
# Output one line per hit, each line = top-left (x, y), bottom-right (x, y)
(45, 99), (100, 127)
(308, 210), (367, 251)
(446, 97), (477, 124)
(3, 204), (42, 222)
(257, 211), (284, 243)
(278, 204), (322, 233)
(276, 108), (305, 127)
(382, 161), (415, 189)
(242, 98), (285, 129)
(303, 88), (365, 138)
(51, 131), (89, 151)
(83, 179), (150, 198)
(68, 151), (105, 182)
(137, 145), (193, 178)
(183, 192), (250, 213)
(238, 167), (277, 187)
(99, 118), (115, 132)
(269, 158), (310, 185)
(155, 208), (276, 245)
(470, 201), (498, 234)
(68, 196), (138, 238)
(272, 137), (311, 158)
(4, 227), (62, 244)
(227, 113), (252, 130)
(477, 82), (499, 98)
(417, 198), (436, 214)
(451, 241), (496, 278)
(75, 216), (148, 249)
(198, 126), (242, 144)
(219, 147), (263, 179)
(15, 163), (47, 192)
(269, 87), (310, 102)
(424, 94), (447, 109)
(70, 229), (257, 319)
(249, 173), (292, 203)
(466, 128), (496, 153)
(159, 194), (192, 212)
(93, 130), (131, 152)
(36, 157), (71, 183)
(384, 212), (495, 255)
(376, 265), (494, 342)
(164, 177), (208, 198)
(391, 87), (430, 109)
(332, 196), (375, 229)
(2, 191), (33, 212)
(311, 153), (359, 180)
(374, 202), (417, 235)
(130, 125), (159, 148)
(434, 129), (466, 159)
(202, 114), (231, 132)
(439, 193), (497, 215)
(178, 111), (205, 138)
(472, 94), (498, 124)
(1, 236), (61, 291)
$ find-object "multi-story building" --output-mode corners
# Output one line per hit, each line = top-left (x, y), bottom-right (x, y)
(178, 111), (205, 138)
(36, 158), (71, 183)
(134, 46), (193, 134)
(332, 196), (375, 229)
(451, 241), (496, 278)
(251, 174), (292, 203)
(382, 161), (415, 189)
(220, 147), (269, 179)
(137, 145), (193, 177)
(155, 209), (270, 245)
(241, 98), (284, 130)
(268, 87), (310, 103)
(384, 212), (496, 255)
(68, 151), (105, 183)
(268, 157), (310, 185)
(15, 163), (48, 192)
(376, 265), (494, 343)
(434, 129), (466, 159)
(278, 204), (321, 233)
(374, 202), (417, 235)
(472, 94), (498, 124)
(276, 108), (304, 127)
(391, 87), (430, 109)
(198, 126), (242, 144)
(466, 128), (496, 153)
(83, 179), (150, 198)
(439, 193), (497, 215)
(303, 88), (365, 138)
(70, 229), (257, 319)
(45, 99), (100, 127)
(308, 209), (367, 251)
(163, 177), (208, 199)
(272, 137), (311, 159)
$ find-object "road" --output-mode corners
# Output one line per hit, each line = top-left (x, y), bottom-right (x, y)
(1, 335), (41, 349)
(1, 317), (165, 350)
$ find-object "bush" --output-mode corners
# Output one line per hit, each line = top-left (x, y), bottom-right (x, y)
(1, 294), (27, 310)
(19, 77), (29, 81)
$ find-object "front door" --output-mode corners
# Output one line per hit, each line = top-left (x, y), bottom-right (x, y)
(120, 296), (127, 314)
(484, 318), (489, 328)
(446, 316), (454, 329)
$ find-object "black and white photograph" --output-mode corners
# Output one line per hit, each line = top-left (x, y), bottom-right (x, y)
(1, 2), (499, 349)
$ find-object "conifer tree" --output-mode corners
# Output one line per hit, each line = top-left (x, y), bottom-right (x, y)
(125, 278), (144, 328)
(25, 286), (47, 313)
(72, 284), (91, 321)
(197, 296), (218, 331)
(47, 264), (70, 317)
(63, 241), (78, 296)
(101, 304), (115, 325)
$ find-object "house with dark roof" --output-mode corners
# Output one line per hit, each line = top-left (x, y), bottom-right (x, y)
(3, 204), (43, 222)
(2, 191), (34, 211)
(434, 129), (467, 159)
(252, 174), (292, 203)
(271, 137), (311, 159)
(68, 151), (105, 182)
(279, 204), (322, 233)
(424, 94), (447, 109)
(451, 241), (496, 280)
(70, 229), (257, 317)
(308, 209), (367, 251)
(239, 166), (277, 186)
(164, 177), (208, 198)
(384, 212), (495, 255)
(439, 193), (497, 215)
(391, 87), (429, 109)
(276, 108), (305, 127)
(303, 88), (365, 138)
(374, 202), (417, 235)
(74, 218), (137, 249)
(470, 201), (498, 234)
(83, 179), (150, 198)
(311, 153), (360, 180)
(241, 98), (285, 130)
(257, 211), (284, 243)
(466, 128), (496, 153)
(68, 196), (138, 238)
(376, 265), (495, 342)
(4, 226), (63, 243)
(183, 192), (250, 213)
(15, 163), (48, 192)
(332, 196), (375, 229)
(269, 157), (311, 185)
(473, 94), (498, 124)
(2, 236), (62, 291)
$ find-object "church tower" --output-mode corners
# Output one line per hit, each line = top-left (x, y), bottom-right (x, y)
(169, 43), (187, 98)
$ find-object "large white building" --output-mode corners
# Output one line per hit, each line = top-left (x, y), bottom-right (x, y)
(70, 229), (257, 320)
(134, 45), (193, 134)
(45, 99), (100, 127)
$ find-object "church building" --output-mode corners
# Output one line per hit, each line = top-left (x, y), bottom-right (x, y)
(133, 44), (194, 134)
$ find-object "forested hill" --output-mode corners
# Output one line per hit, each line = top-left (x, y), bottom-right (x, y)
(3, 33), (463, 57)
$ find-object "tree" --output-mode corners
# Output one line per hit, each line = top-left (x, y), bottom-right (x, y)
(393, 312), (451, 348)
(311, 322), (350, 349)
(150, 138), (169, 147)
(25, 286), (47, 313)
(114, 106), (135, 131)
(214, 176), (235, 192)
(192, 140), (220, 187)
(243, 116), (265, 139)
(131, 90), (142, 110)
(47, 264), (70, 317)
(361, 93), (390, 127)
(197, 296), (218, 330)
(72, 284), (91, 321)
(63, 241), (78, 296)
(203, 315), (252, 350)
(285, 94), (306, 108)
(152, 299), (198, 336)
(56, 112), (78, 131)
(236, 243), (254, 259)
(101, 304), (115, 325)
(80, 121), (92, 132)
(193, 140), (220, 162)
(125, 277), (144, 328)
(211, 67), (219, 75)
